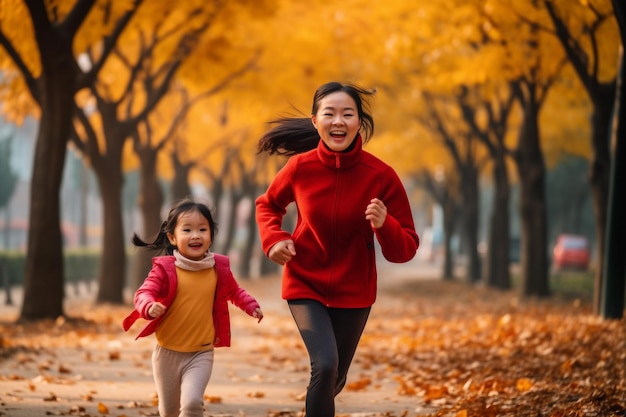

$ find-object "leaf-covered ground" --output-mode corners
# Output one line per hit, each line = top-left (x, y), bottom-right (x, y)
(359, 279), (626, 417)
(0, 271), (624, 417)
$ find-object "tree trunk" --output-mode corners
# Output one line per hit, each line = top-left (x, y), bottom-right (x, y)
(259, 254), (279, 276)
(210, 177), (226, 250)
(239, 174), (263, 279)
(257, 182), (279, 277)
(601, 2), (625, 316)
(240, 196), (258, 279)
(94, 159), (127, 304)
(81, 97), (137, 304)
(171, 152), (193, 201)
(460, 165), (481, 283)
(79, 161), (89, 247)
(220, 191), (242, 255)
(589, 87), (614, 312)
(516, 98), (550, 297)
(2, 259), (13, 305)
(487, 149), (511, 289)
(20, 72), (75, 321)
(442, 197), (456, 280)
(11, 0), (139, 318)
(2, 208), (9, 249)
(133, 148), (164, 291)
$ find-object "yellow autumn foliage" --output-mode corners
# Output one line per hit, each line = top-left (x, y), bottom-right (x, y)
(0, 0), (620, 185)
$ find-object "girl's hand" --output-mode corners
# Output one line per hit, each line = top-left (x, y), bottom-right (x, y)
(148, 302), (167, 318)
(253, 308), (264, 323)
(365, 198), (387, 229)
(268, 239), (296, 265)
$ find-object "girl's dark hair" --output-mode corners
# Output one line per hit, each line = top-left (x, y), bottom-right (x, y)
(257, 81), (376, 156)
(132, 198), (218, 255)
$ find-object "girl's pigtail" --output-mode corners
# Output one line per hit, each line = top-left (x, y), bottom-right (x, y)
(132, 221), (173, 255)
(131, 233), (149, 248)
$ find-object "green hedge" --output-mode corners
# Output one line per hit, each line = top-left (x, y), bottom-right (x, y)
(0, 250), (100, 286)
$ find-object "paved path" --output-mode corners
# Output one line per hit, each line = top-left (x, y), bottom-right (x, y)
(0, 259), (441, 417)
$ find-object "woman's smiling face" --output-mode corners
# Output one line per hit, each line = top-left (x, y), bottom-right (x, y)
(312, 91), (361, 152)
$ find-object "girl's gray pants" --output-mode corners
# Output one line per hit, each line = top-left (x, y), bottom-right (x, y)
(152, 345), (215, 417)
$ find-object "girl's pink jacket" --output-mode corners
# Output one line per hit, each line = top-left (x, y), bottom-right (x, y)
(122, 254), (260, 347)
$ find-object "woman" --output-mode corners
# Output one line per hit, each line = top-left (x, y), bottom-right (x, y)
(255, 81), (419, 416)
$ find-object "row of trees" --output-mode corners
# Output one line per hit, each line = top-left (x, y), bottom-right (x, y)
(375, 0), (623, 315)
(392, 0), (619, 307)
(0, 0), (276, 320)
(0, 0), (623, 321)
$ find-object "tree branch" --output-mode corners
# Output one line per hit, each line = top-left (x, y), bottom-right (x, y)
(78, 0), (144, 89)
(60, 0), (97, 39)
(0, 29), (39, 102)
(71, 102), (100, 170)
(543, 0), (604, 93)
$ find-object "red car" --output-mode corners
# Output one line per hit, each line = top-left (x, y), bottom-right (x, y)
(552, 234), (590, 271)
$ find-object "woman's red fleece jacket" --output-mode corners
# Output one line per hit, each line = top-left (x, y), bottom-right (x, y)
(122, 254), (260, 347)
(255, 135), (419, 308)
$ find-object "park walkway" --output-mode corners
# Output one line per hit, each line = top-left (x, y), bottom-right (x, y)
(1, 258), (624, 417)
(0, 258), (440, 417)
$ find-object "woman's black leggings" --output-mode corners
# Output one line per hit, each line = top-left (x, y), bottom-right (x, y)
(288, 299), (371, 417)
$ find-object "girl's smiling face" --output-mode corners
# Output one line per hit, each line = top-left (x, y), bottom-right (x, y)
(312, 91), (361, 152)
(167, 209), (212, 260)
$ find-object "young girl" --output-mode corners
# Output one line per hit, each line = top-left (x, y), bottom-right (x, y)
(123, 198), (263, 417)
(256, 81), (419, 416)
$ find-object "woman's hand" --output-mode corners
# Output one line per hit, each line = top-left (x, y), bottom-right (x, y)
(365, 198), (387, 229)
(268, 239), (296, 265)
(148, 301), (167, 318)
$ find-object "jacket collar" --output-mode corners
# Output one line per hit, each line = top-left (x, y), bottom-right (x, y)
(316, 134), (364, 169)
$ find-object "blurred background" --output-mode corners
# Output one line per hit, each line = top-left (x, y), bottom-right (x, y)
(0, 0), (621, 320)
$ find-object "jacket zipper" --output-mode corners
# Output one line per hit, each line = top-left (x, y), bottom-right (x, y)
(328, 152), (342, 305)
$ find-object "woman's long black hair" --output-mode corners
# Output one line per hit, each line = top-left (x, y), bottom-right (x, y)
(132, 198), (218, 255)
(257, 82), (376, 156)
